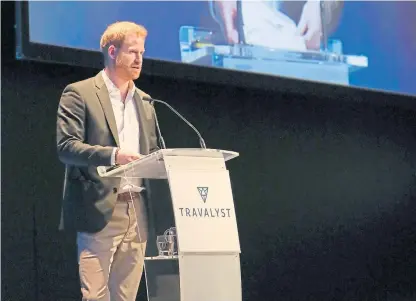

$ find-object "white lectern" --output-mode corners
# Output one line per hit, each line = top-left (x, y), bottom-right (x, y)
(99, 148), (241, 301)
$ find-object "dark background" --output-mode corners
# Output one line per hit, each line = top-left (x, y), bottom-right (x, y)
(2, 2), (416, 301)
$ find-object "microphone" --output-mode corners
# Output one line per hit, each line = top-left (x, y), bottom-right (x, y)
(142, 96), (207, 149)
(146, 96), (166, 149)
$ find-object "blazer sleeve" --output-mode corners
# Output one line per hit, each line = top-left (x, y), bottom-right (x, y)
(56, 85), (114, 166)
(321, 0), (344, 35)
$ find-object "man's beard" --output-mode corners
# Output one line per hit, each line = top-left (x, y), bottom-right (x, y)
(116, 56), (140, 80)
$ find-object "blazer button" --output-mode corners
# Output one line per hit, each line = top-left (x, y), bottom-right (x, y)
(113, 187), (118, 194)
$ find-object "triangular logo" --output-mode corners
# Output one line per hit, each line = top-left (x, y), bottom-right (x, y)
(197, 187), (208, 203)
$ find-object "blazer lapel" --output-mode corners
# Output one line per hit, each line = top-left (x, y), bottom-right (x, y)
(94, 74), (120, 147)
(133, 90), (150, 155)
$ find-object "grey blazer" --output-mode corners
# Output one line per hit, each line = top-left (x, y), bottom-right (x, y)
(56, 72), (159, 233)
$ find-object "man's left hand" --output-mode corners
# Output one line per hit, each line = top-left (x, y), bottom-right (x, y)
(297, 0), (323, 50)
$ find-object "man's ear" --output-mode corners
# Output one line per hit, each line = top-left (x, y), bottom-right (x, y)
(107, 45), (118, 60)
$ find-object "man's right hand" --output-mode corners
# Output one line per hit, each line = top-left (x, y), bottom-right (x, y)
(215, 1), (239, 44)
(115, 149), (141, 165)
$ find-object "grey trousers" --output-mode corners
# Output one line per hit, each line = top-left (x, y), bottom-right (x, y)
(77, 193), (148, 301)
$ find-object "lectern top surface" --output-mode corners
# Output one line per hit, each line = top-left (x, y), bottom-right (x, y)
(97, 148), (239, 178)
(155, 148), (238, 159)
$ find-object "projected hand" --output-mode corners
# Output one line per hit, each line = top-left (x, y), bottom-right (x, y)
(216, 1), (239, 44)
(297, 0), (323, 50)
(115, 149), (141, 165)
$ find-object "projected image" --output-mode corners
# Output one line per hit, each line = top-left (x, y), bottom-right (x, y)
(180, 0), (367, 87)
(27, 1), (416, 96)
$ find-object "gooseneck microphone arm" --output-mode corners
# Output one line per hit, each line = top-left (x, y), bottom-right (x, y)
(142, 96), (207, 149)
(149, 101), (167, 149)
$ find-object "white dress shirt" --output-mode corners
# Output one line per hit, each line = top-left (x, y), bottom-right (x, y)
(101, 70), (143, 193)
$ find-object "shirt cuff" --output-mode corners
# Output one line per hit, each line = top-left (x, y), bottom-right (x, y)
(111, 148), (118, 165)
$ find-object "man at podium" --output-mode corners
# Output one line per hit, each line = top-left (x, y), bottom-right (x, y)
(56, 21), (159, 301)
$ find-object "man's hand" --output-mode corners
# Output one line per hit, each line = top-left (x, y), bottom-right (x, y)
(215, 1), (239, 44)
(115, 149), (141, 165)
(297, 0), (323, 50)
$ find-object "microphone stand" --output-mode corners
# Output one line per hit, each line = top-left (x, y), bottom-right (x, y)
(143, 96), (207, 149)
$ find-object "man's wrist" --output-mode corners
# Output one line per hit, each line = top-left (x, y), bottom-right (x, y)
(111, 147), (120, 165)
(115, 148), (120, 165)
